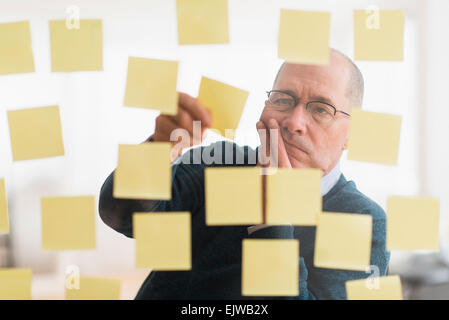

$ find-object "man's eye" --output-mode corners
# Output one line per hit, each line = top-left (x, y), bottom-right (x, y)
(316, 107), (330, 114)
(273, 99), (292, 106)
(311, 105), (333, 116)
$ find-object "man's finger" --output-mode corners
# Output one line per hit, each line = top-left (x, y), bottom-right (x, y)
(256, 120), (270, 167)
(174, 108), (195, 136)
(268, 118), (292, 169)
(178, 92), (212, 127)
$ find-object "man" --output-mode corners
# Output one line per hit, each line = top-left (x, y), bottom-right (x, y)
(99, 49), (389, 299)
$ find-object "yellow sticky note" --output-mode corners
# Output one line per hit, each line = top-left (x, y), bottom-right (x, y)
(7, 106), (65, 161)
(0, 179), (9, 233)
(198, 77), (248, 137)
(49, 20), (103, 72)
(242, 239), (299, 296)
(354, 10), (404, 61)
(387, 197), (440, 251)
(314, 212), (372, 271)
(65, 276), (121, 300)
(41, 196), (96, 250)
(347, 109), (402, 166)
(0, 21), (35, 75)
(346, 275), (403, 300)
(0, 268), (32, 300)
(114, 143), (172, 200)
(278, 10), (330, 65)
(134, 212), (191, 270)
(205, 167), (262, 225)
(124, 57), (178, 115)
(176, 0), (229, 45)
(266, 169), (321, 225)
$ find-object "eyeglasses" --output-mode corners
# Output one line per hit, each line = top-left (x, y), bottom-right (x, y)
(266, 90), (351, 127)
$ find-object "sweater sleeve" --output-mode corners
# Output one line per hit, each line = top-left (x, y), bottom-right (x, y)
(245, 225), (317, 300)
(98, 149), (205, 238)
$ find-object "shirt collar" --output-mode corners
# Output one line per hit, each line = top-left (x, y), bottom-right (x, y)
(321, 162), (342, 196)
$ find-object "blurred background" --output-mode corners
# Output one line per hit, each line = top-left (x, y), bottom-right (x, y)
(0, 0), (448, 299)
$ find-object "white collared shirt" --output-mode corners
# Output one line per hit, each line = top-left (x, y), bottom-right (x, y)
(247, 162), (342, 235)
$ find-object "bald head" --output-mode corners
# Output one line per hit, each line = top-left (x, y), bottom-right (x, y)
(273, 49), (364, 107)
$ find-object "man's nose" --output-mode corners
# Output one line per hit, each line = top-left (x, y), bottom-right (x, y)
(282, 103), (309, 136)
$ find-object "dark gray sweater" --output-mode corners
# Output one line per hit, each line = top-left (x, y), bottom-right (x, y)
(98, 141), (390, 299)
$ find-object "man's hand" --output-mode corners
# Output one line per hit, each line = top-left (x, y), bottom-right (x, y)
(152, 92), (212, 161)
(257, 118), (292, 169)
(253, 118), (292, 226)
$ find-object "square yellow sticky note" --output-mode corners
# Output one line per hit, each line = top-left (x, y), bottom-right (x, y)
(0, 268), (32, 300)
(124, 57), (178, 115)
(0, 21), (35, 75)
(266, 169), (321, 225)
(242, 239), (299, 296)
(176, 0), (229, 45)
(134, 212), (191, 270)
(113, 143), (172, 200)
(314, 212), (372, 271)
(0, 179), (9, 233)
(198, 77), (248, 137)
(278, 10), (330, 65)
(41, 196), (96, 250)
(65, 276), (121, 300)
(7, 105), (65, 161)
(354, 10), (404, 61)
(49, 20), (103, 72)
(387, 197), (440, 251)
(347, 109), (402, 166)
(346, 275), (403, 300)
(205, 167), (262, 225)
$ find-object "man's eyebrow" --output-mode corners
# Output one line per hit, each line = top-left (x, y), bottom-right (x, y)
(310, 94), (336, 106)
(277, 89), (298, 98)
(280, 89), (336, 106)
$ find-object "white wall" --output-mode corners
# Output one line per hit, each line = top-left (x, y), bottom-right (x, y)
(421, 0), (449, 264)
(2, 0), (445, 278)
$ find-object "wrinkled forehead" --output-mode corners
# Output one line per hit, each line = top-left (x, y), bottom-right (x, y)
(274, 58), (351, 103)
